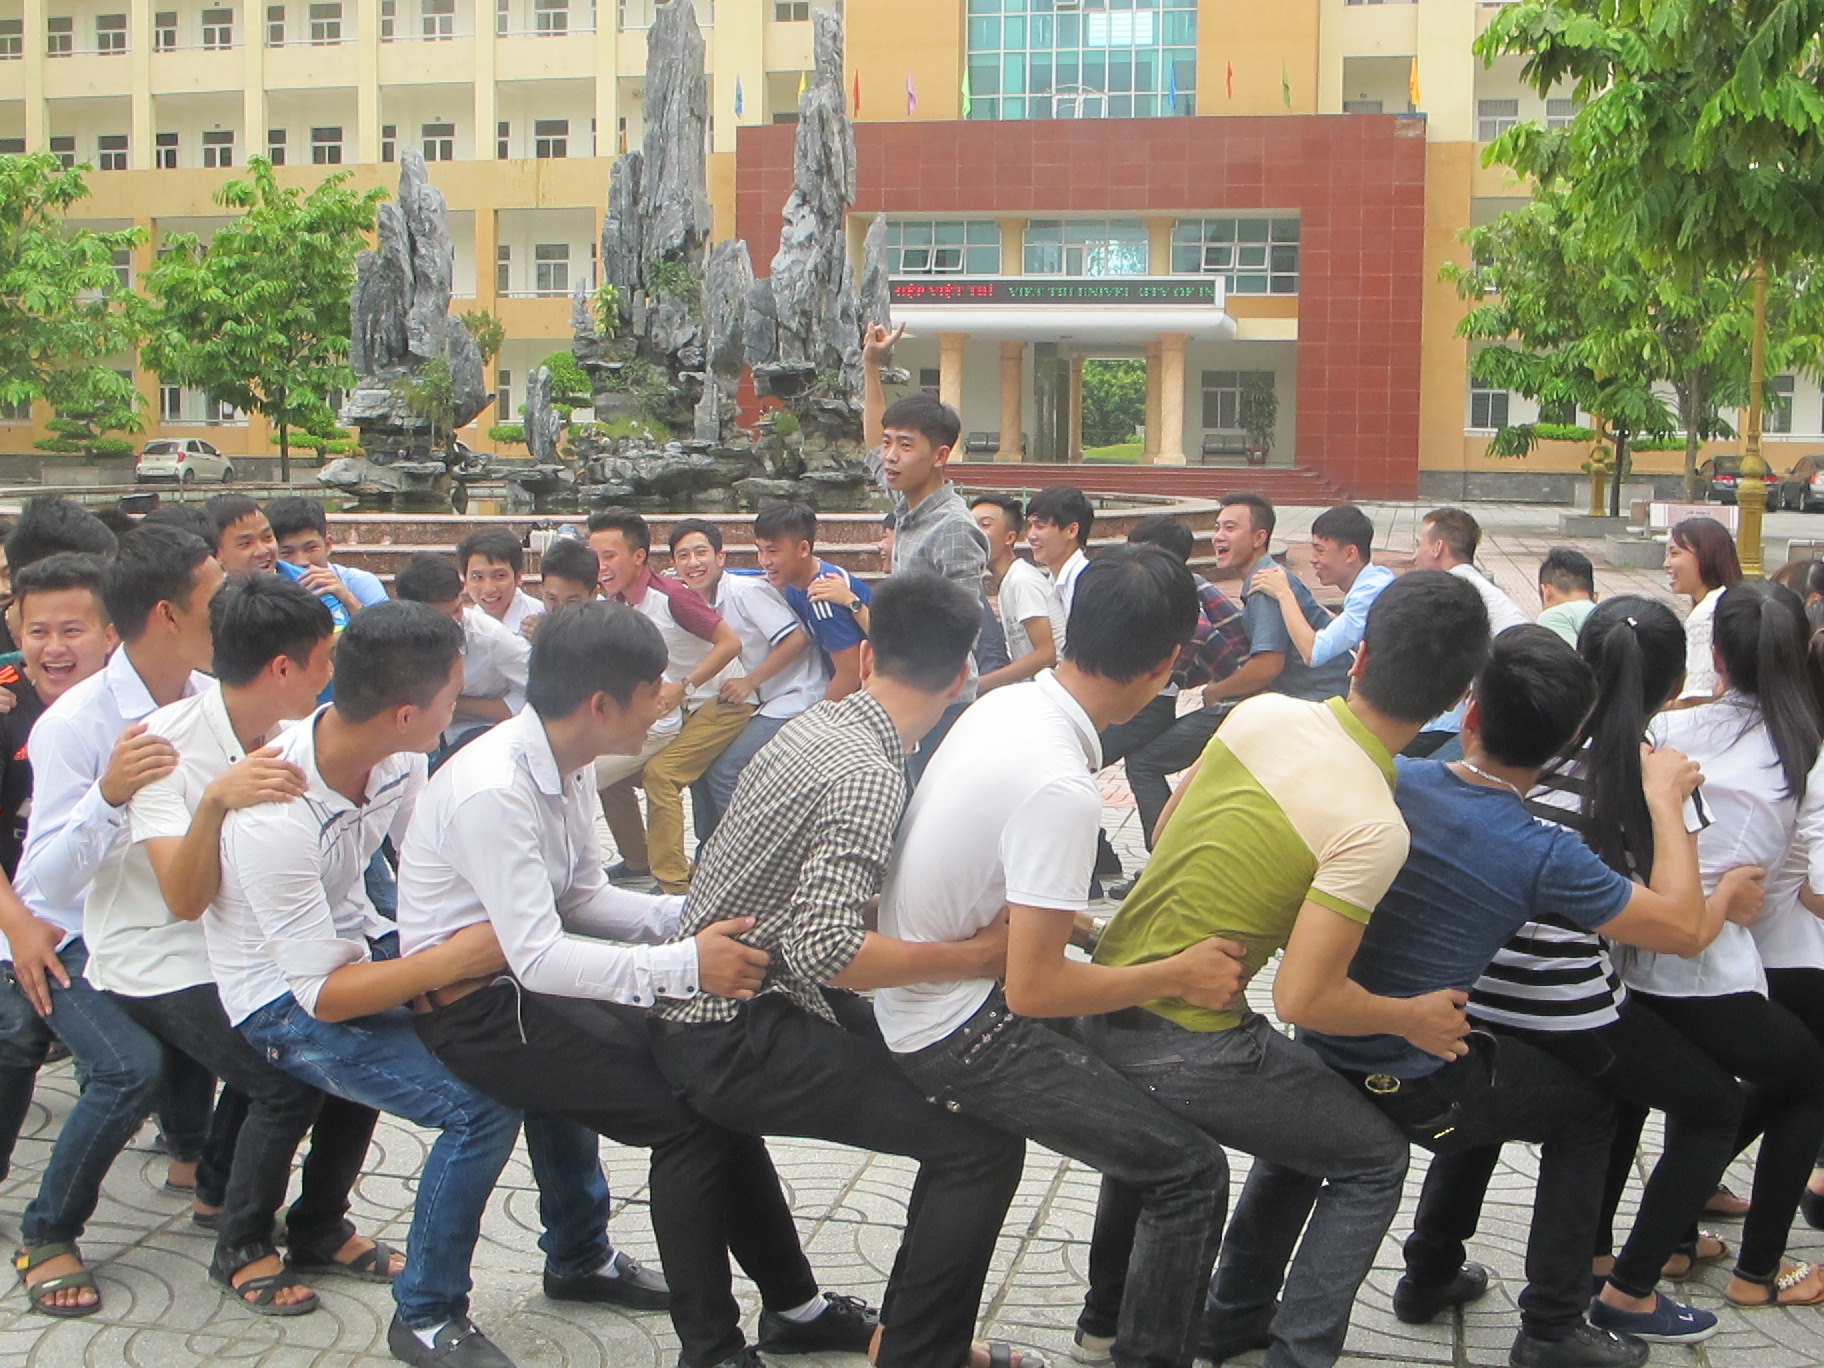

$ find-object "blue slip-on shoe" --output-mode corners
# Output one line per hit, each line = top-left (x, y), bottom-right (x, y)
(1588, 1292), (1719, 1345)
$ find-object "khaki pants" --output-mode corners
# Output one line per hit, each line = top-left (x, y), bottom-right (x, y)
(643, 699), (754, 892)
(595, 732), (674, 873)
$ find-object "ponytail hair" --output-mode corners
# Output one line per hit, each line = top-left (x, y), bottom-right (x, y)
(1713, 580), (1822, 801)
(1576, 596), (1687, 877)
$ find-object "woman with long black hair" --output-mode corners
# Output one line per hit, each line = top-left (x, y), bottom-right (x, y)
(1619, 580), (1824, 1306)
(1663, 517), (1742, 703)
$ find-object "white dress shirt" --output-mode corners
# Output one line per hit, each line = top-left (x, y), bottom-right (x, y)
(1050, 548), (1090, 650)
(500, 588), (541, 636)
(448, 606), (530, 745)
(396, 708), (699, 1006)
(712, 572), (821, 721)
(1679, 589), (1723, 701)
(13, 647), (209, 950)
(207, 708), (424, 1024)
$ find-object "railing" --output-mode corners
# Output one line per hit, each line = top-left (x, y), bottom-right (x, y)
(382, 28), (473, 41)
(495, 23), (596, 36)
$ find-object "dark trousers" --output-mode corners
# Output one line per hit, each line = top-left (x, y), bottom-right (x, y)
(898, 990), (1225, 1368)
(1433, 1003), (1742, 1299)
(652, 993), (1027, 1368)
(1341, 1032), (1616, 1340)
(1094, 694), (1178, 877)
(1642, 983), (1824, 1280)
(1125, 708), (1227, 852)
(416, 982), (819, 1368)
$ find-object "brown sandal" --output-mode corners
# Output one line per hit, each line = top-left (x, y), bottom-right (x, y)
(1726, 1262), (1824, 1308)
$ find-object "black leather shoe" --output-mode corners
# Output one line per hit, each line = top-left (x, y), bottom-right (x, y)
(1508, 1323), (1648, 1368)
(1197, 1317), (1275, 1364)
(677, 1350), (763, 1368)
(543, 1251), (670, 1311)
(755, 1293), (880, 1354)
(387, 1314), (515, 1368)
(1392, 1263), (1490, 1324)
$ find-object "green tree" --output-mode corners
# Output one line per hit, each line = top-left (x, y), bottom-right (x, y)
(540, 349), (593, 413)
(143, 157), (384, 482)
(459, 309), (505, 368)
(1081, 358), (1146, 448)
(392, 356), (457, 456)
(0, 154), (147, 459)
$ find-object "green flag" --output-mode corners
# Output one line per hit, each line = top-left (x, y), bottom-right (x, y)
(1281, 61), (1292, 109)
(961, 66), (973, 117)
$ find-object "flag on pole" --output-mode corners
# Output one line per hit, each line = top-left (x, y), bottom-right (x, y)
(1408, 56), (1420, 109)
(734, 76), (744, 118)
(853, 70), (862, 116)
(1165, 62), (1178, 112)
(961, 66), (973, 117)
(798, 69), (808, 102)
(1281, 61), (1292, 109)
(1225, 61), (1234, 100)
(907, 70), (917, 117)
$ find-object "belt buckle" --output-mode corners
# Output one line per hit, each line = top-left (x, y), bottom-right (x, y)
(1364, 1073), (1401, 1095)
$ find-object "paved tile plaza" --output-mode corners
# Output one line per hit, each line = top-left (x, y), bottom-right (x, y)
(4, 500), (1823, 1366)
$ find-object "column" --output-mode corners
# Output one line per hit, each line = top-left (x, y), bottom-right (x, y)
(996, 340), (1025, 463)
(129, 0), (152, 169)
(241, 0), (265, 166)
(1067, 354), (1084, 462)
(355, 0), (382, 163)
(1155, 331), (1189, 466)
(22, 0), (46, 147)
(937, 332), (966, 415)
(475, 0), (498, 170)
(1146, 215), (1174, 276)
(1142, 340), (1162, 462)
(998, 216), (1026, 275)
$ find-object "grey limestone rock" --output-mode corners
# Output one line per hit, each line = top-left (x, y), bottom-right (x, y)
(859, 213), (894, 344)
(523, 366), (563, 466)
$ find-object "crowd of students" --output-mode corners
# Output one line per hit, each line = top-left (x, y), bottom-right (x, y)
(0, 331), (1818, 1368)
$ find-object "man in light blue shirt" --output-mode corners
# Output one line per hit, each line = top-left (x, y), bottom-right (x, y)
(1249, 504), (1394, 668)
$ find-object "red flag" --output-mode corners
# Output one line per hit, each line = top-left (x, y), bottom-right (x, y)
(853, 71), (862, 117)
(1226, 61), (1234, 99)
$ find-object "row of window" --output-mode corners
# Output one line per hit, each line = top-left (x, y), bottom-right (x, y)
(1469, 377), (1802, 433)
(12, 117), (589, 170)
(0, 383), (240, 424)
(1476, 97), (1578, 141)
(966, 0), (1197, 121)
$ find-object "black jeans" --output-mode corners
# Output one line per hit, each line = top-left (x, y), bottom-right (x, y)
(1125, 708), (1227, 852)
(417, 981), (820, 1368)
(898, 990), (1225, 1368)
(202, 1086), (380, 1257)
(1433, 1003), (1743, 1299)
(652, 993), (1027, 1368)
(111, 984), (339, 1263)
(1337, 1031), (1616, 1340)
(1644, 983), (1824, 1280)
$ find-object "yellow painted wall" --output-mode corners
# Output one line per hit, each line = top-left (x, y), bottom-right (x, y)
(1417, 140), (1475, 475)
(1200, 0), (1320, 116)
(846, 0), (962, 122)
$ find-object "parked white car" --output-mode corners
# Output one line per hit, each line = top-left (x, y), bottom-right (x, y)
(135, 439), (234, 484)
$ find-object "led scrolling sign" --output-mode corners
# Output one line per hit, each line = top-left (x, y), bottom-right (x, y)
(888, 278), (1221, 306)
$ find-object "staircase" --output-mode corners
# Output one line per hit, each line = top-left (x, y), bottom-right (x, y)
(948, 462), (1348, 505)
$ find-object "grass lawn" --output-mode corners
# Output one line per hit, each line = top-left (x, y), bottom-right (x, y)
(1082, 442), (1144, 463)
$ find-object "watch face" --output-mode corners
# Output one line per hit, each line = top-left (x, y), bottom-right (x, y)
(849, 598), (864, 612)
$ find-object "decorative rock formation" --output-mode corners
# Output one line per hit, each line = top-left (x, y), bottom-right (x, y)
(523, 366), (562, 466)
(695, 239), (754, 441)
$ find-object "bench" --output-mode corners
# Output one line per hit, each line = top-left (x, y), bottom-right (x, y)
(963, 432), (998, 455)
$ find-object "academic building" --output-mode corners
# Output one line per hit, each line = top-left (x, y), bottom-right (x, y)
(0, 0), (1802, 499)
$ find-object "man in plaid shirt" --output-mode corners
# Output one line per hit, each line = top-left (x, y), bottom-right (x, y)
(650, 574), (1037, 1368)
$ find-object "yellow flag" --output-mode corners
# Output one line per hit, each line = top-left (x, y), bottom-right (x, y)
(1408, 57), (1420, 109)
(798, 70), (808, 101)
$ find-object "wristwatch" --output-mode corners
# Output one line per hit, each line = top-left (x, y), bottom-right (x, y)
(847, 597), (864, 612)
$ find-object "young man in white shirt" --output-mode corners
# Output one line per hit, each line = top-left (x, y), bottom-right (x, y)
(519, 538), (600, 640)
(876, 547), (1252, 1368)
(207, 601), (550, 1368)
(1025, 485), (1093, 644)
(973, 495), (1062, 693)
(458, 528), (542, 636)
(393, 553), (529, 753)
(206, 493), (280, 577)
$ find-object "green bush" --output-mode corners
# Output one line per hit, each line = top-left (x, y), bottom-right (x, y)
(1531, 422), (1599, 443)
(489, 422), (526, 447)
(648, 257), (698, 304)
(766, 407), (800, 436)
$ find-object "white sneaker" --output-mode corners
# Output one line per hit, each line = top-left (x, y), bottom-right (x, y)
(1072, 1329), (1113, 1366)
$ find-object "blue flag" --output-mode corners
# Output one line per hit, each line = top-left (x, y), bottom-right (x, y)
(1166, 63), (1178, 111)
(735, 76), (744, 117)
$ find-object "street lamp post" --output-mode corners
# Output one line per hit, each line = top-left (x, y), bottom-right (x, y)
(1736, 259), (1770, 579)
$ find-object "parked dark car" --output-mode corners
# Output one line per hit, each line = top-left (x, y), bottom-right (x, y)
(1774, 455), (1824, 513)
(1701, 454), (1783, 509)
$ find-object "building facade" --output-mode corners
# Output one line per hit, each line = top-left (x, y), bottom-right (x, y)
(1, 0), (1805, 497)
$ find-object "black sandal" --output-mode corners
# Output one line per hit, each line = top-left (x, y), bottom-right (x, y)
(14, 1242), (101, 1318)
(1726, 1261), (1824, 1308)
(209, 1244), (319, 1318)
(981, 1344), (1048, 1368)
(288, 1236), (403, 1284)
(1663, 1231), (1730, 1279)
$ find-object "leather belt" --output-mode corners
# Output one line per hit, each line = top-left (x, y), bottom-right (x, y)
(409, 975), (497, 1016)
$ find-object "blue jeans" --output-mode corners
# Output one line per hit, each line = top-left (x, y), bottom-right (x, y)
(239, 994), (521, 1329)
(699, 713), (793, 837)
(525, 1114), (614, 1278)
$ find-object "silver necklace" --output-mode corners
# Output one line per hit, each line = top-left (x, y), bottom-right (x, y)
(1456, 759), (1525, 800)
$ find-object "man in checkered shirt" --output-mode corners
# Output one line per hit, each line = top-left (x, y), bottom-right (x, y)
(650, 574), (1039, 1368)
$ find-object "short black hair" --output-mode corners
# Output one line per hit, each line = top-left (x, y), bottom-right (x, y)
(13, 552), (109, 619)
(205, 493), (265, 550)
(333, 600), (464, 725)
(1539, 547), (1595, 597)
(1356, 570), (1491, 724)
(6, 496), (118, 572)
(668, 519), (724, 553)
(1027, 485), (1094, 547)
(970, 494), (1024, 532)
(92, 507), (136, 540)
(264, 496), (331, 543)
(1218, 491), (1277, 540)
(104, 524), (215, 642)
(1473, 625), (1598, 769)
(139, 505), (216, 541)
(1423, 507), (1481, 563)
(879, 393), (961, 452)
(209, 574), (335, 688)
(1067, 545), (1198, 683)
(393, 552), (464, 605)
(586, 508), (651, 555)
(753, 502), (817, 546)
(539, 538), (600, 589)
(457, 527), (523, 575)
(526, 602), (668, 718)
(868, 574), (981, 691)
(1312, 505), (1374, 562)
(1126, 514), (1194, 564)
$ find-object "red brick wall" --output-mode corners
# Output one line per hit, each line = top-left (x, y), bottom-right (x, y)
(735, 114), (1427, 499)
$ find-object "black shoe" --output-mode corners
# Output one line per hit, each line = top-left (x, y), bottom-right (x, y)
(755, 1293), (880, 1354)
(1196, 1306), (1277, 1364)
(1105, 877), (1140, 901)
(387, 1314), (515, 1368)
(1802, 1187), (1824, 1230)
(1093, 832), (1124, 879)
(1392, 1263), (1490, 1324)
(678, 1350), (764, 1368)
(543, 1251), (670, 1310)
(1508, 1323), (1648, 1368)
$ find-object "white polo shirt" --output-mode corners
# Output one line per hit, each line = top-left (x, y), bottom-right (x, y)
(1050, 548), (1090, 650)
(398, 707), (699, 1005)
(448, 606), (529, 745)
(997, 556), (1064, 664)
(875, 670), (1104, 1053)
(499, 587), (542, 637)
(207, 708), (424, 1024)
(618, 568), (726, 735)
(711, 571), (823, 721)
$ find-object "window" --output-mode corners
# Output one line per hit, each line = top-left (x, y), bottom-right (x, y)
(965, 0), (1196, 121)
(885, 220), (1001, 275)
(534, 243), (569, 294)
(97, 134), (128, 170)
(918, 367), (940, 396)
(534, 0), (566, 33)
(497, 120), (510, 158)
(496, 244), (511, 292)
(111, 247), (131, 288)
(47, 16), (72, 55)
(496, 0), (508, 33)
(0, 18), (20, 56)
(380, 0), (394, 36)
(309, 125), (343, 163)
(266, 4), (284, 43)
(156, 131), (179, 167)
(1023, 219), (1148, 276)
(534, 118), (568, 157)
(156, 9), (179, 47)
(50, 136), (75, 168)
(202, 7), (234, 48)
(1342, 99), (1382, 114)
(159, 386), (184, 422)
(1477, 98), (1519, 142)
(422, 122), (455, 159)
(1545, 97), (1578, 129)
(308, 2), (340, 42)
(422, 0), (454, 36)
(381, 123), (396, 161)
(1767, 374), (1795, 436)
(0, 139), (24, 154)
(202, 128), (233, 167)
(774, 0), (807, 17)
(1172, 217), (1300, 294)
(1201, 371), (1273, 431)
(96, 13), (126, 51)
(496, 369), (512, 418)
(266, 128), (285, 163)
(1469, 384), (1510, 431)
(0, 395), (29, 422)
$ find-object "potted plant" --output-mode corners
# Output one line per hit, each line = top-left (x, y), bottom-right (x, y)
(1238, 373), (1277, 467)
